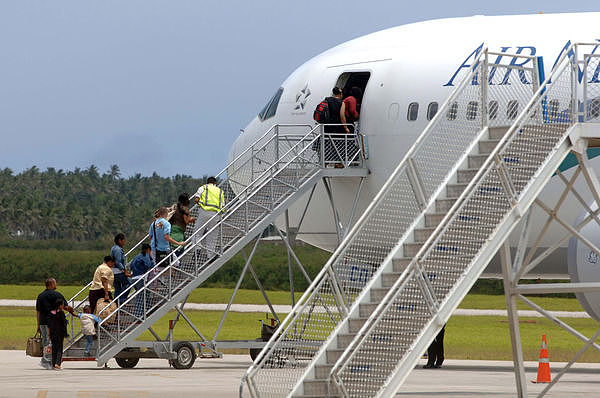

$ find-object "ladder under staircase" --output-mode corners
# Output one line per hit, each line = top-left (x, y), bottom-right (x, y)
(63, 123), (367, 364)
(243, 44), (600, 397)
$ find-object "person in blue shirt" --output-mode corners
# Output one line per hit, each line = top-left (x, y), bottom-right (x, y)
(149, 207), (184, 268)
(130, 243), (155, 286)
(130, 243), (155, 318)
(110, 233), (131, 304)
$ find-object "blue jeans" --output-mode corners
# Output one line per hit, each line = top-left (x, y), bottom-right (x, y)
(40, 325), (52, 368)
(84, 335), (94, 355)
(113, 272), (131, 304)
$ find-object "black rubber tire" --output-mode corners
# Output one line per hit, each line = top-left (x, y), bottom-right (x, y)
(172, 342), (196, 369)
(115, 357), (139, 369)
(249, 338), (263, 361)
(250, 348), (261, 361)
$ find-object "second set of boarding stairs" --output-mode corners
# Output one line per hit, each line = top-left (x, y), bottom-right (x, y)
(242, 43), (600, 397)
(63, 122), (367, 364)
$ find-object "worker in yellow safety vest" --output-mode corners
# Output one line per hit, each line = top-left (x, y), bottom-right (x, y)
(192, 176), (225, 259)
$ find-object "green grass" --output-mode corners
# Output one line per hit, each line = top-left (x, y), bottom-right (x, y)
(0, 306), (275, 351)
(457, 294), (586, 312)
(0, 285), (304, 305)
(446, 315), (600, 362)
(1, 307), (41, 350)
(4, 306), (600, 362)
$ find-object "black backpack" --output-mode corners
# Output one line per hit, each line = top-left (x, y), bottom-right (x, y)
(313, 98), (331, 123)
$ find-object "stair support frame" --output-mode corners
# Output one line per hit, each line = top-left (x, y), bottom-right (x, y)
(501, 132), (600, 397)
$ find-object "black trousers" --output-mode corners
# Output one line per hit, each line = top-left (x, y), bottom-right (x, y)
(50, 336), (63, 366)
(427, 325), (445, 366)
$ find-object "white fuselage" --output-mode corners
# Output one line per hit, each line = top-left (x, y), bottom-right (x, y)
(229, 13), (600, 275)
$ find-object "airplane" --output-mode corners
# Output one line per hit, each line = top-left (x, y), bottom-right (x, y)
(228, 12), (600, 318)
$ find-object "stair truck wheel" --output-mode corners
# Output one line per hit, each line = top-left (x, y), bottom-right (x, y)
(172, 342), (196, 369)
(249, 338), (263, 361)
(115, 357), (140, 369)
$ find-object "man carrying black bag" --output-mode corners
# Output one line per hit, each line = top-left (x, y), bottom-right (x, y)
(35, 278), (73, 369)
(313, 87), (344, 165)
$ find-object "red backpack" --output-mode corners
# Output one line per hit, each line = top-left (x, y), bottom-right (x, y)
(313, 98), (331, 123)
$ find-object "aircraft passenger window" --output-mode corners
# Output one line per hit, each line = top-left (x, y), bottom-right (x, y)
(507, 100), (519, 120)
(446, 102), (458, 121)
(588, 98), (600, 120)
(466, 101), (478, 121)
(549, 99), (560, 119)
(488, 101), (499, 120)
(258, 87), (284, 121)
(407, 102), (419, 121)
(427, 102), (438, 121)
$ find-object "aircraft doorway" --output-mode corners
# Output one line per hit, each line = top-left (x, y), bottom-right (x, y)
(334, 71), (370, 110)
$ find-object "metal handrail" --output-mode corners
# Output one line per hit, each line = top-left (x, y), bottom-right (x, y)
(64, 123), (315, 347)
(241, 46), (487, 396)
(94, 126), (358, 350)
(330, 43), (586, 396)
(241, 44), (575, 396)
(98, 124), (360, 319)
(95, 124), (363, 357)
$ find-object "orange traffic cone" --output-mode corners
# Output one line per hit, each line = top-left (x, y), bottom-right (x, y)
(532, 334), (551, 383)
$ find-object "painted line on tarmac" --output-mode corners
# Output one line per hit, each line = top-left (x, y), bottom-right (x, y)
(453, 308), (591, 318)
(0, 299), (591, 318)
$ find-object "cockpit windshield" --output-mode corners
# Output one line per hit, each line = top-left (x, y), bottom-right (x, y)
(258, 88), (284, 121)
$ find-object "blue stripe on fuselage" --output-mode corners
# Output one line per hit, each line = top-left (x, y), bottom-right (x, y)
(558, 148), (600, 173)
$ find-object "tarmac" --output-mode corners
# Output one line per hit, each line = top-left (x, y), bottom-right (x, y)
(2, 350), (600, 397)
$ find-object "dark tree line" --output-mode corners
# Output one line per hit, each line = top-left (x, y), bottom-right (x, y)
(0, 165), (208, 246)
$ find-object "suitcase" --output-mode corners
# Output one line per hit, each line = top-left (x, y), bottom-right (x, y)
(26, 332), (43, 357)
(95, 299), (118, 323)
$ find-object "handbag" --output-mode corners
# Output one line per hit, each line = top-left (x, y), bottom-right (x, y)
(95, 299), (118, 323)
(26, 332), (43, 357)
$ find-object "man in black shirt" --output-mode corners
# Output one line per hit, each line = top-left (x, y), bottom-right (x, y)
(36, 278), (73, 369)
(323, 87), (344, 164)
(324, 87), (343, 134)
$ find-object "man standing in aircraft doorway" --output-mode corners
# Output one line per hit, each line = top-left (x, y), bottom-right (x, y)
(324, 87), (344, 166)
(192, 177), (225, 261)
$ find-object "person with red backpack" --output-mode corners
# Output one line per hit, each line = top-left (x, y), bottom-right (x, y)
(341, 86), (362, 134)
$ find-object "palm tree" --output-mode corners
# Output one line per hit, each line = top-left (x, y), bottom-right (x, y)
(108, 164), (121, 180)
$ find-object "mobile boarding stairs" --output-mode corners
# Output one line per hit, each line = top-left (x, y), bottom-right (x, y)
(242, 43), (600, 397)
(62, 123), (368, 367)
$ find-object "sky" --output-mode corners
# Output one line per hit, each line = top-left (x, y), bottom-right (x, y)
(1, 1), (598, 178)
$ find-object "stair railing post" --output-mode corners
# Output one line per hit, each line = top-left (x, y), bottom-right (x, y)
(168, 258), (172, 300)
(571, 45), (579, 122)
(219, 213), (223, 256)
(583, 53), (590, 123)
(251, 142), (255, 182)
(501, 242), (528, 397)
(320, 124), (325, 167)
(480, 48), (489, 129)
(143, 278), (147, 321)
(285, 210), (296, 309)
(275, 124), (280, 170)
